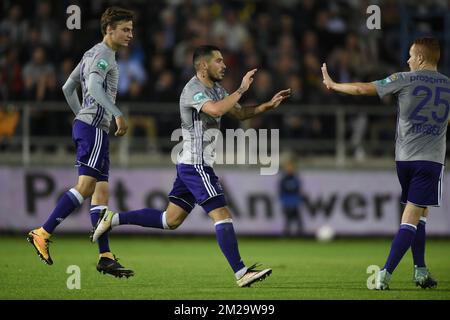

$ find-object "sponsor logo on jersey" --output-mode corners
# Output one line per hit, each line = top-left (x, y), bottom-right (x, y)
(379, 73), (398, 85)
(193, 92), (207, 102)
(96, 59), (109, 71)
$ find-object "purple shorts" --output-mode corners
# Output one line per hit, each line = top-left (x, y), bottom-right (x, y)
(396, 160), (444, 207)
(72, 120), (109, 181)
(168, 164), (226, 213)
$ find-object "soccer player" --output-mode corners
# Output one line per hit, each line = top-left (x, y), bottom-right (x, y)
(27, 7), (134, 278)
(321, 37), (448, 290)
(92, 45), (291, 287)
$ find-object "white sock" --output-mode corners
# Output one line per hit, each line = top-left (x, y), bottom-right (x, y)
(69, 188), (84, 205)
(235, 266), (248, 280)
(111, 213), (120, 228)
(161, 211), (170, 229)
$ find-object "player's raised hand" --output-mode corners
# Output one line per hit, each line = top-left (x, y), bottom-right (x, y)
(321, 63), (335, 90)
(267, 88), (291, 109)
(115, 116), (128, 136)
(238, 69), (257, 93)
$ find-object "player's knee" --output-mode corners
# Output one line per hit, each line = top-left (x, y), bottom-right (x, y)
(166, 217), (183, 230)
(75, 181), (96, 198)
(164, 210), (186, 230)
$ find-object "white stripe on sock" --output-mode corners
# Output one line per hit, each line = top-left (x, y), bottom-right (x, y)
(69, 188), (84, 205)
(401, 223), (417, 230)
(161, 211), (170, 229)
(111, 213), (120, 227)
(214, 218), (233, 226)
(419, 217), (427, 223)
(90, 205), (107, 212)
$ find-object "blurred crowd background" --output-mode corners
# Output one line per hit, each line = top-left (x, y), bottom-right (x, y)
(0, 0), (449, 158)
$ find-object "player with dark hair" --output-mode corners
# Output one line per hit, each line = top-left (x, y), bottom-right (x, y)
(322, 37), (447, 289)
(92, 45), (291, 287)
(27, 7), (134, 278)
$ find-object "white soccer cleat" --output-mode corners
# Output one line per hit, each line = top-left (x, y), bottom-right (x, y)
(375, 269), (392, 290)
(91, 209), (115, 242)
(236, 263), (272, 287)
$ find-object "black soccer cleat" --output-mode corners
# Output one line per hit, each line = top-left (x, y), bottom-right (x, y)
(414, 266), (438, 289)
(96, 256), (135, 278)
(415, 275), (438, 289)
(416, 277), (438, 289)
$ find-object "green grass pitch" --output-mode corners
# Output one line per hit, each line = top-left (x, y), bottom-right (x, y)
(1, 235), (449, 300)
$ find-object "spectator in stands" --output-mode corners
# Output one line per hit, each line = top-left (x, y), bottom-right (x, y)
(0, 48), (23, 101)
(0, 5), (28, 45)
(23, 46), (56, 101)
(117, 47), (147, 97)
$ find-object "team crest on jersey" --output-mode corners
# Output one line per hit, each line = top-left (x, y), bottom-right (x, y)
(379, 73), (399, 85)
(96, 59), (109, 71)
(193, 92), (206, 102)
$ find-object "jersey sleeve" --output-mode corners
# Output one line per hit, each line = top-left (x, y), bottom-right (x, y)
(68, 63), (81, 84)
(88, 50), (114, 80)
(188, 88), (213, 112)
(372, 72), (408, 98)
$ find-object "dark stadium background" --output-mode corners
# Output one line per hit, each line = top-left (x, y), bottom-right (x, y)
(1, 0), (449, 237)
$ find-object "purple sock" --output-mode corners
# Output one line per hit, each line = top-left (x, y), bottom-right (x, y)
(215, 220), (245, 274)
(42, 188), (84, 233)
(383, 224), (417, 274)
(90, 205), (110, 254)
(118, 208), (165, 228)
(411, 219), (426, 268)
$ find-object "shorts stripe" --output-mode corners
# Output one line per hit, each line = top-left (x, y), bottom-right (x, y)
(88, 128), (102, 167)
(201, 165), (218, 196)
(92, 128), (103, 167)
(87, 129), (99, 167)
(195, 164), (216, 197)
(201, 165), (217, 196)
(194, 164), (214, 197)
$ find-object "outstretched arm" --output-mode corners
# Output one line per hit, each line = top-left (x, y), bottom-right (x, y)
(228, 89), (291, 121)
(321, 63), (377, 96)
(202, 69), (257, 117)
